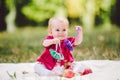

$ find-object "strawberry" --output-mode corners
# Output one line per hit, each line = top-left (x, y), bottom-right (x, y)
(64, 69), (75, 78)
(82, 68), (92, 75)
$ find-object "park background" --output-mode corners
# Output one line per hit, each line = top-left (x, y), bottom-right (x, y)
(0, 0), (120, 63)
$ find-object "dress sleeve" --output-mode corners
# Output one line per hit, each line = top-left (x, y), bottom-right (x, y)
(68, 37), (76, 47)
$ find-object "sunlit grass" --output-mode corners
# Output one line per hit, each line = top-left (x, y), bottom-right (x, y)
(74, 26), (120, 61)
(0, 26), (120, 63)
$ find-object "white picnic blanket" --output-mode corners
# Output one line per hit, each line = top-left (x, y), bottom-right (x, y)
(0, 60), (120, 80)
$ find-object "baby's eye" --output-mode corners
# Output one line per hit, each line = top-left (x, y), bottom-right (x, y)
(56, 29), (59, 31)
(63, 29), (66, 31)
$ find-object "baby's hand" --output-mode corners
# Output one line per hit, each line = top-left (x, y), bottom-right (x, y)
(74, 26), (83, 45)
(75, 26), (82, 34)
(52, 38), (60, 44)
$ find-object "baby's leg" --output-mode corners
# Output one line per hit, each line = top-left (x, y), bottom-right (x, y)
(71, 62), (85, 73)
(34, 62), (55, 76)
(71, 62), (92, 75)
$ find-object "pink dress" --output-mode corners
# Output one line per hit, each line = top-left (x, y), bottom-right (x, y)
(37, 36), (75, 70)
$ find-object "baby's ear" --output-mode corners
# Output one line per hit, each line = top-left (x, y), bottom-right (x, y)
(48, 31), (52, 35)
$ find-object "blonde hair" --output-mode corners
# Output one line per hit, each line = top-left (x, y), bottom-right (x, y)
(48, 17), (69, 35)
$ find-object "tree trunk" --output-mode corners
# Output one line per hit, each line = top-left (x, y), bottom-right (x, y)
(6, 0), (16, 33)
(0, 0), (7, 32)
(82, 0), (96, 30)
(111, 0), (120, 27)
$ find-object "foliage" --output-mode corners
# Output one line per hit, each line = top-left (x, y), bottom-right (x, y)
(22, 0), (65, 22)
(0, 26), (120, 63)
(20, 0), (116, 27)
(60, 0), (117, 29)
(65, 0), (85, 18)
(1, 0), (119, 33)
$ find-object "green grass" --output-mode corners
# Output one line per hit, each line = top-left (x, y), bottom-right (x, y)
(0, 26), (120, 63)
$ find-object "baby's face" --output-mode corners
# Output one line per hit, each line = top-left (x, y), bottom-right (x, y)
(51, 25), (68, 40)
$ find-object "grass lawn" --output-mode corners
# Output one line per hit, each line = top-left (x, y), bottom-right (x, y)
(0, 26), (120, 63)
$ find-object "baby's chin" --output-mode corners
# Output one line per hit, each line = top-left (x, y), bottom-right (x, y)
(59, 37), (67, 40)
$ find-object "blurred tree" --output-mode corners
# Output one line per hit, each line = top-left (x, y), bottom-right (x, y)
(65, 0), (85, 26)
(1, 0), (118, 30)
(21, 0), (66, 25)
(15, 0), (34, 27)
(65, 0), (83, 18)
(6, 0), (16, 33)
(0, 0), (8, 32)
(111, 0), (120, 27)
(95, 0), (116, 29)
(65, 0), (116, 30)
(82, 0), (96, 30)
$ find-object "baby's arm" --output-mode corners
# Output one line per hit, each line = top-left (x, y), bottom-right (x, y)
(42, 38), (60, 47)
(74, 26), (83, 45)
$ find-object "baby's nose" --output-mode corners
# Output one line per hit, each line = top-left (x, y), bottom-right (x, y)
(58, 31), (63, 34)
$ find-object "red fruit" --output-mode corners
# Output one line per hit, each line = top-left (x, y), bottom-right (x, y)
(82, 68), (92, 75)
(64, 69), (75, 78)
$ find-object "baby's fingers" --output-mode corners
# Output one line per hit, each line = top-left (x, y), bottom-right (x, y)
(53, 38), (60, 44)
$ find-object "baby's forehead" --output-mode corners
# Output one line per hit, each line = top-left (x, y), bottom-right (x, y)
(52, 18), (67, 23)
(53, 21), (65, 26)
(51, 19), (68, 27)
